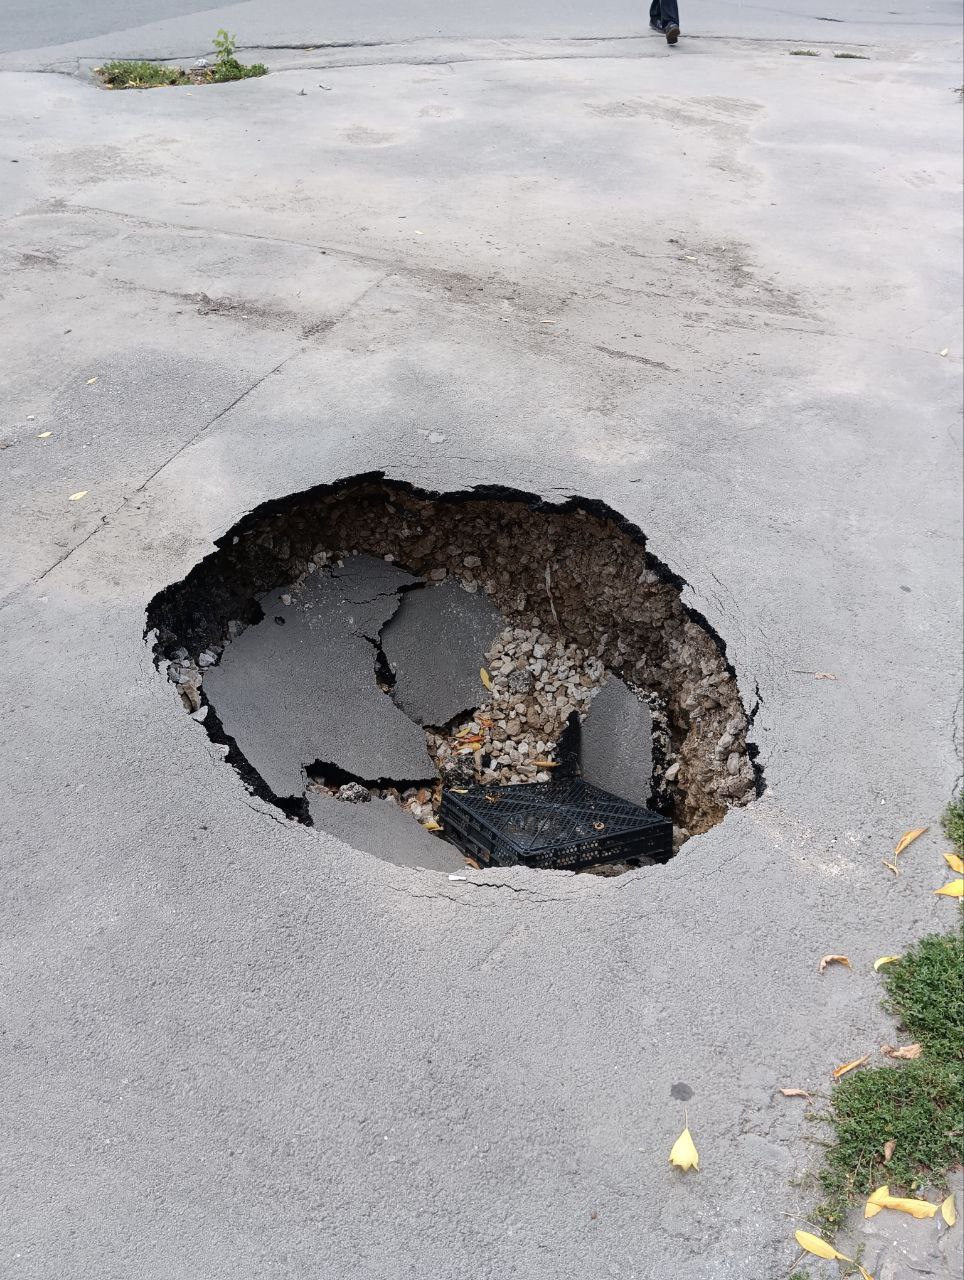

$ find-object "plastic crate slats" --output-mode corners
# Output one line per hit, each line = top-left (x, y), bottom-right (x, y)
(439, 779), (673, 871)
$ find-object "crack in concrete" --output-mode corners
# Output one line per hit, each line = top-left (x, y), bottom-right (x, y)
(0, 271), (389, 614)
(387, 880), (571, 906)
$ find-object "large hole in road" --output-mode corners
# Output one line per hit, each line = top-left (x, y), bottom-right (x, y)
(146, 475), (761, 875)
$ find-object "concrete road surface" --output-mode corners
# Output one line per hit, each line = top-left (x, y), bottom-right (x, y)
(1, 5), (962, 1280)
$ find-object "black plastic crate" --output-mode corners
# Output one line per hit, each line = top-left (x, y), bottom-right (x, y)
(439, 778), (673, 871)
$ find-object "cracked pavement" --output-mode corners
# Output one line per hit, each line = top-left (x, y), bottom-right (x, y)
(0, 5), (962, 1279)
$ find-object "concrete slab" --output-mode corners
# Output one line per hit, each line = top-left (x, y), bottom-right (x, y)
(380, 578), (506, 726)
(578, 676), (654, 806)
(203, 559), (433, 797)
(307, 790), (465, 871)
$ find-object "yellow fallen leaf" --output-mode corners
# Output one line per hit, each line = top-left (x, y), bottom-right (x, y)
(943, 852), (964, 874)
(941, 1193), (957, 1226)
(37, 431), (52, 438)
(531, 759), (559, 768)
(935, 878), (964, 899)
(832, 1054), (870, 1080)
(668, 1122), (699, 1171)
(894, 827), (927, 857)
(68, 490), (87, 501)
(881, 1042), (921, 1060)
(874, 956), (901, 971)
(86, 376), (98, 385)
(882, 858), (900, 876)
(883, 1139), (896, 1163)
(479, 667), (492, 690)
(881, 1195), (938, 1219)
(779, 1087), (811, 1099)
(819, 954), (851, 973)
(422, 820), (441, 832)
(794, 1229), (851, 1261)
(865, 1184), (891, 1217)
(857, 1267), (875, 1280)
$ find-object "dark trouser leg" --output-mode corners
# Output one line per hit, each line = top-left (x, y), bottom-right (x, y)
(649, 0), (662, 25)
(657, 0), (680, 26)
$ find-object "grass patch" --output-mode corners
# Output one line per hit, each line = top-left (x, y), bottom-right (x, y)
(942, 792), (964, 853)
(97, 60), (190, 88)
(834, 52), (870, 59)
(815, 928), (964, 1233)
(789, 49), (821, 56)
(884, 932), (964, 1060)
(96, 29), (266, 90)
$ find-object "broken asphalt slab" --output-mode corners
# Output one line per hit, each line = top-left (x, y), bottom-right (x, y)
(204, 556), (433, 797)
(380, 577), (506, 726)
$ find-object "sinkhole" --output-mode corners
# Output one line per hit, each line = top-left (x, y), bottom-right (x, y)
(146, 475), (761, 874)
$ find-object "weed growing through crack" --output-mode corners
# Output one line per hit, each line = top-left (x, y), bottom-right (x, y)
(833, 52), (870, 59)
(210, 28), (268, 82)
(942, 791), (964, 853)
(96, 30), (266, 90)
(815, 928), (964, 1233)
(789, 49), (821, 56)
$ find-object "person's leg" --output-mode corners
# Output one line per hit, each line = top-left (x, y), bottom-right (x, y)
(649, 0), (663, 28)
(659, 0), (680, 42)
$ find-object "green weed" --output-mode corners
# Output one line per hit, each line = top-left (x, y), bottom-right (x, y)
(942, 792), (964, 853)
(789, 49), (821, 56)
(210, 28), (267, 81)
(834, 52), (870, 59)
(96, 60), (189, 89)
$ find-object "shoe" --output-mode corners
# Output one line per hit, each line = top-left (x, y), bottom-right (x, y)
(664, 22), (680, 43)
(649, 19), (664, 32)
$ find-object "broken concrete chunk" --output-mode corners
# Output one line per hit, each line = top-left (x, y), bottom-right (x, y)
(578, 676), (654, 805)
(307, 791), (465, 872)
(204, 563), (432, 799)
(380, 578), (507, 726)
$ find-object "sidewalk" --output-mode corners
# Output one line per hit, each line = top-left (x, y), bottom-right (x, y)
(1, 28), (961, 1280)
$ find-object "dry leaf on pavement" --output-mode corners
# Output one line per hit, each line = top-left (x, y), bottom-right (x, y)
(893, 827), (928, 857)
(479, 667), (492, 690)
(819, 954), (851, 973)
(881, 1043), (922, 1060)
(865, 1184), (891, 1218)
(794, 1229), (851, 1260)
(935, 879), (964, 899)
(778, 1087), (811, 1100)
(668, 1115), (699, 1172)
(68, 490), (87, 500)
(874, 956), (901, 971)
(880, 1195), (939, 1219)
(941, 1193), (957, 1226)
(85, 376), (98, 384)
(944, 852), (964, 874)
(832, 1054), (870, 1080)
